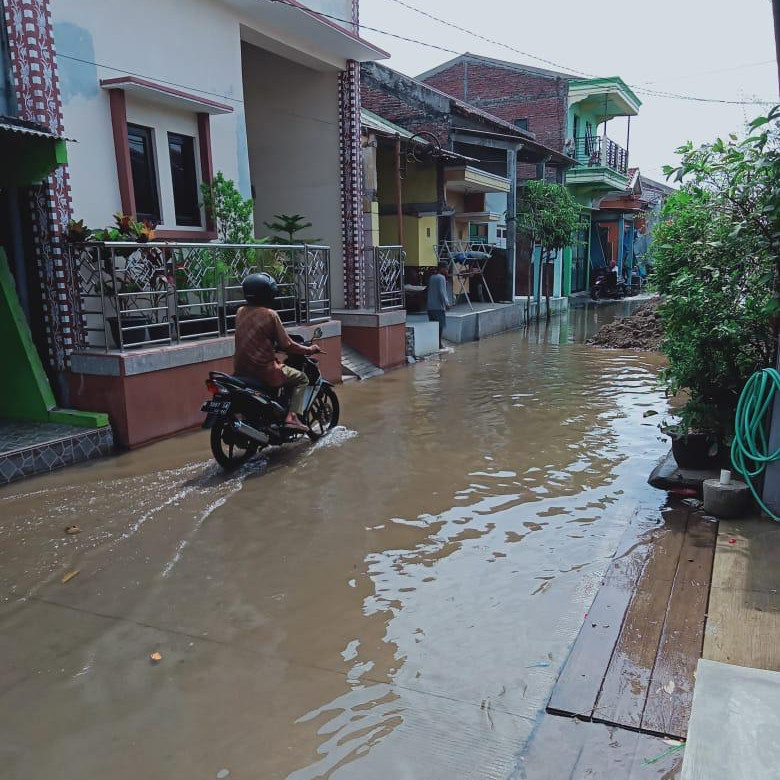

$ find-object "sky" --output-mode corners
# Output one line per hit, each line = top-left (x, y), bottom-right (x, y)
(359, 0), (780, 181)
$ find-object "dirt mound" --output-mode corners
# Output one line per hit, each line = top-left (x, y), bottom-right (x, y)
(588, 299), (663, 350)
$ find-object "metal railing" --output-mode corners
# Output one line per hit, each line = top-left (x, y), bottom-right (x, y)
(572, 136), (629, 175)
(364, 245), (405, 312)
(435, 239), (496, 259)
(67, 241), (331, 351)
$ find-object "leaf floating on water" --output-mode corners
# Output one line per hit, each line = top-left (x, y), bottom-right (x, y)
(150, 652), (163, 663)
(64, 525), (81, 535)
(662, 680), (676, 696)
(643, 410), (659, 418)
(61, 570), (80, 584)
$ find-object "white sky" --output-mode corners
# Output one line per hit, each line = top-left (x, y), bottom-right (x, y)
(359, 0), (780, 181)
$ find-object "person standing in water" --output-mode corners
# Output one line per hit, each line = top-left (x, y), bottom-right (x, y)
(427, 261), (452, 350)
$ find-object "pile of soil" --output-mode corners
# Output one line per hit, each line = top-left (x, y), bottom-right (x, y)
(588, 299), (663, 350)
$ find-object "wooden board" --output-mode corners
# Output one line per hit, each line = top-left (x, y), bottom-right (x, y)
(593, 511), (688, 729)
(704, 518), (780, 672)
(548, 504), (716, 740)
(641, 514), (717, 738)
(547, 506), (649, 718)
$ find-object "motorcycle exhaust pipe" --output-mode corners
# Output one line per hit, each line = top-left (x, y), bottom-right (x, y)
(232, 421), (270, 445)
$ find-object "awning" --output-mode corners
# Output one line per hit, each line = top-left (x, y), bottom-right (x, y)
(100, 77), (233, 115)
(220, 0), (388, 71)
(452, 126), (577, 167)
(361, 108), (476, 163)
(445, 166), (511, 194)
(0, 116), (68, 186)
(568, 77), (642, 121)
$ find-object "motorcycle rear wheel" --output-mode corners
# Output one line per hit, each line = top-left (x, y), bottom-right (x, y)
(306, 386), (340, 441)
(210, 418), (258, 470)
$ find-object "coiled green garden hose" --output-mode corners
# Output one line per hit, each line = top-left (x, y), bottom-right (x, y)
(731, 367), (780, 521)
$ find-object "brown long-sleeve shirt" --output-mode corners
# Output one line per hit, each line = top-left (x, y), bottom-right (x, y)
(234, 306), (309, 387)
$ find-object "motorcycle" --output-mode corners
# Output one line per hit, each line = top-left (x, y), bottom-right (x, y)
(201, 331), (340, 469)
(590, 268), (627, 301)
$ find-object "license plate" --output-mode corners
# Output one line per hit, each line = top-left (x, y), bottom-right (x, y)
(201, 399), (232, 416)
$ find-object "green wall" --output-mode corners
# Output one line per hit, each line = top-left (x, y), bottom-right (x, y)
(0, 248), (56, 421)
(0, 249), (108, 427)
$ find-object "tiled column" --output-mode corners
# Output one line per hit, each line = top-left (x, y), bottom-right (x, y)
(3, 0), (76, 380)
(338, 59), (365, 309)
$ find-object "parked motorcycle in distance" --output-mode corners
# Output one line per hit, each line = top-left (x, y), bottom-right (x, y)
(201, 329), (339, 469)
(590, 268), (628, 301)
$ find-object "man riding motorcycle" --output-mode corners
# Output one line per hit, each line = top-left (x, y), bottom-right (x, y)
(233, 272), (321, 432)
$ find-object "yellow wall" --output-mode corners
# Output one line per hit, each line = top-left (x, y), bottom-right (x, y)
(377, 146), (438, 206)
(380, 214), (438, 267)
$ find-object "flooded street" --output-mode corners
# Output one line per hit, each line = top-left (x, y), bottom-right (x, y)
(0, 302), (670, 780)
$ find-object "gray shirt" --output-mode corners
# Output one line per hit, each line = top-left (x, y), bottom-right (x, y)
(426, 273), (450, 311)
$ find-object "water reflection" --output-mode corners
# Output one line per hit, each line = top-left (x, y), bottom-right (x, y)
(281, 305), (668, 779)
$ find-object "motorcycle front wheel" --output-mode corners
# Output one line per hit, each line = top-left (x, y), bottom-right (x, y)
(306, 386), (340, 441)
(210, 418), (258, 469)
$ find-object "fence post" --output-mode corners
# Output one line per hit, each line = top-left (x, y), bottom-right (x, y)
(374, 247), (380, 313)
(303, 244), (311, 324)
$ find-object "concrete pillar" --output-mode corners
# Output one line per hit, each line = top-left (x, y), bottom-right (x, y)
(505, 146), (518, 302)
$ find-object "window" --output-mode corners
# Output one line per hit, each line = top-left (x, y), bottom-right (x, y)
(127, 124), (160, 223)
(168, 132), (201, 227)
(515, 118), (529, 131)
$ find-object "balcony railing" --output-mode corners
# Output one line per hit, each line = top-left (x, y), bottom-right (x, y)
(66, 241), (331, 351)
(364, 245), (405, 312)
(571, 135), (629, 176)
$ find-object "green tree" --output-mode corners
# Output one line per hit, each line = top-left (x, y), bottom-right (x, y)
(517, 180), (582, 319)
(652, 105), (780, 439)
(263, 213), (320, 245)
(200, 172), (255, 244)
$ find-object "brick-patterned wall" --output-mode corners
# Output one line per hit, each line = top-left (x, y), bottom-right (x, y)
(3, 0), (76, 379)
(361, 83), (450, 146)
(422, 61), (569, 156)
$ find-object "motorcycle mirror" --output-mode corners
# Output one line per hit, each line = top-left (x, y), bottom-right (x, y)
(313, 327), (323, 339)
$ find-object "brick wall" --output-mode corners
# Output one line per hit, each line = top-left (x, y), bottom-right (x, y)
(361, 83), (451, 145)
(422, 61), (570, 156)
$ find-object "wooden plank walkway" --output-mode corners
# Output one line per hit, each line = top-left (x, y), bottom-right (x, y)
(548, 503), (717, 740)
(703, 517), (780, 672)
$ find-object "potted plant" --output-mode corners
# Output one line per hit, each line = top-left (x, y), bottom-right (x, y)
(652, 117), (778, 469)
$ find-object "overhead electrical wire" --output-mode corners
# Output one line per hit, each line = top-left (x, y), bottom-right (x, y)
(375, 0), (776, 105)
(265, 0), (776, 106)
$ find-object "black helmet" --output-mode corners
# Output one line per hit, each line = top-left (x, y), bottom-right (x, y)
(242, 272), (277, 306)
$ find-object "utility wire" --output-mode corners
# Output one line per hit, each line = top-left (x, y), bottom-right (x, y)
(344, 0), (776, 106)
(381, 0), (592, 78)
(57, 53), (245, 105)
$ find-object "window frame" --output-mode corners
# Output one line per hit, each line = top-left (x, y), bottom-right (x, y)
(167, 131), (202, 228)
(126, 123), (161, 225)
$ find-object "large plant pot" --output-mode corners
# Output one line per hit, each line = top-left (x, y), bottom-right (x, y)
(669, 431), (720, 470)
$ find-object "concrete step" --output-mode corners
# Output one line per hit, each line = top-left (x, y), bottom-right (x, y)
(681, 659), (780, 780)
(340, 344), (384, 381)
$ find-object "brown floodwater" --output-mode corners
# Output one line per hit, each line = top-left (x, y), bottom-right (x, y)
(0, 301), (674, 780)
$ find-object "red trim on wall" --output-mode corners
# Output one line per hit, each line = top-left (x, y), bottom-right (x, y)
(197, 113), (215, 231)
(100, 76), (233, 114)
(108, 89), (136, 218)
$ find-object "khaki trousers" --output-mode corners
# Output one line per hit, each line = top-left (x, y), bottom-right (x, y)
(281, 364), (309, 415)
